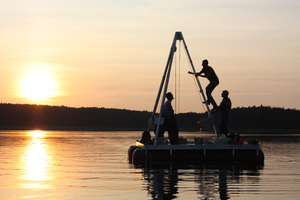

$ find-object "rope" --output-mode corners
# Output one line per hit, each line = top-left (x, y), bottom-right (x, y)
(174, 46), (177, 114)
(119, 156), (128, 162)
(172, 41), (182, 114)
(178, 41), (181, 113)
(100, 141), (134, 155)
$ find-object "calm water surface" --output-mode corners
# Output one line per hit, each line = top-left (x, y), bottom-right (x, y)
(0, 130), (299, 199)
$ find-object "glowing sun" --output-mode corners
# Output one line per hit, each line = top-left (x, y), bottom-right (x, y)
(20, 65), (57, 101)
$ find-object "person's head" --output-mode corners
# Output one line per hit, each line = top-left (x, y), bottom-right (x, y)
(165, 92), (174, 100)
(222, 90), (229, 98)
(202, 59), (209, 67)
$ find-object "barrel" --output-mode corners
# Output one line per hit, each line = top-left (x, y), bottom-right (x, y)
(127, 145), (140, 161)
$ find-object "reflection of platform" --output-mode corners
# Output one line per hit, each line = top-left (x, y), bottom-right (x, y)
(129, 141), (264, 163)
(134, 162), (264, 200)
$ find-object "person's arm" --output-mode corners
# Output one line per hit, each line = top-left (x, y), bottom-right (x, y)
(217, 98), (231, 112)
(204, 70), (210, 78)
(165, 102), (173, 123)
(188, 68), (206, 77)
(217, 99), (224, 112)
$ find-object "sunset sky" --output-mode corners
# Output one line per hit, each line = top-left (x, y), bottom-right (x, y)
(1, 0), (299, 113)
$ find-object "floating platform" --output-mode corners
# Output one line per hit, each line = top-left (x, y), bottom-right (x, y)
(128, 141), (264, 163)
(128, 32), (265, 164)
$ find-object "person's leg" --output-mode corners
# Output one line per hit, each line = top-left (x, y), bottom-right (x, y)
(205, 84), (212, 105)
(206, 80), (219, 108)
(219, 112), (229, 136)
(168, 117), (179, 145)
(167, 129), (174, 144)
(172, 118), (179, 144)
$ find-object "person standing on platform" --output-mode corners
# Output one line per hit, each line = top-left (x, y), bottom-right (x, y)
(164, 92), (179, 145)
(188, 59), (219, 112)
(215, 90), (232, 136)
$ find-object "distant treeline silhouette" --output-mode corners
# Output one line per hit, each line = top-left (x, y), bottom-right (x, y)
(0, 103), (299, 132)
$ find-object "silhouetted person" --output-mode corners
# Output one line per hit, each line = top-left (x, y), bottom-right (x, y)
(140, 131), (153, 144)
(218, 169), (229, 200)
(215, 90), (232, 136)
(164, 92), (179, 145)
(145, 164), (179, 199)
(189, 59), (219, 111)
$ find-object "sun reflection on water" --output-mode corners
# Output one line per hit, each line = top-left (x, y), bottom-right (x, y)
(22, 130), (52, 189)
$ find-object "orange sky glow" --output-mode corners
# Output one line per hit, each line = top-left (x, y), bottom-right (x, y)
(1, 0), (299, 113)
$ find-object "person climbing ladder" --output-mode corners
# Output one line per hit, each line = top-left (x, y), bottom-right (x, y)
(188, 59), (219, 112)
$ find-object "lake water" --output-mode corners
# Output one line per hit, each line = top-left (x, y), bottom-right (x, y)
(0, 130), (299, 200)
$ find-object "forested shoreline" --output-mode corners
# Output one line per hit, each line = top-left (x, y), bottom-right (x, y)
(0, 103), (299, 133)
